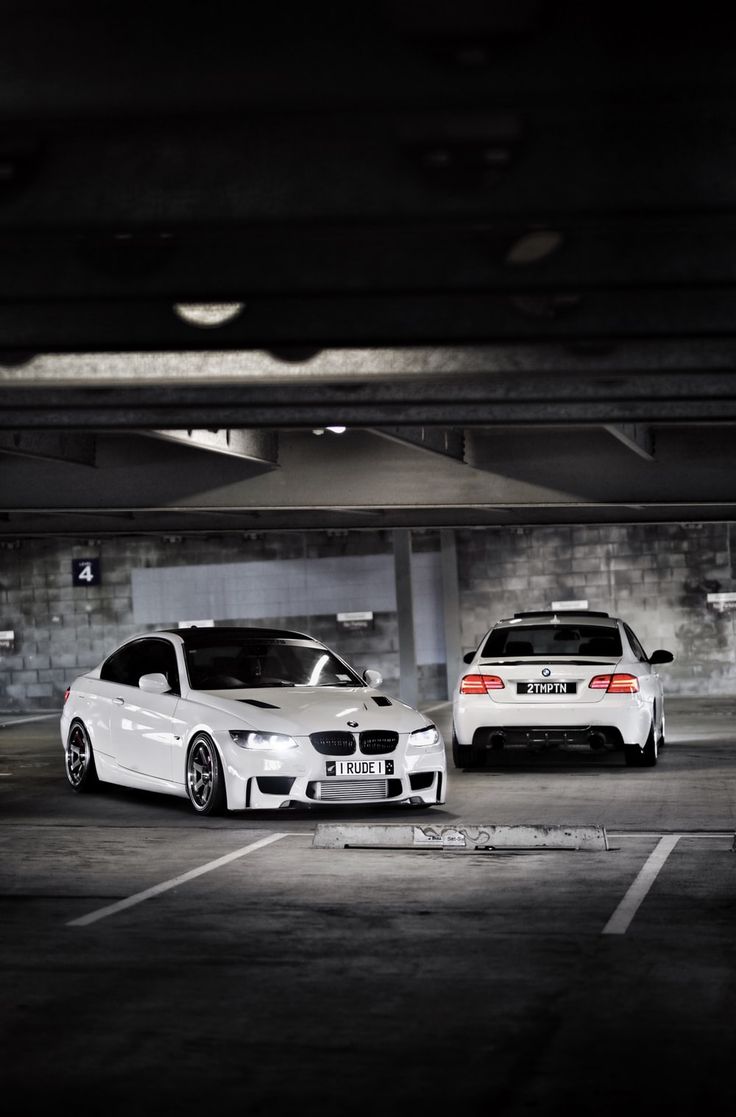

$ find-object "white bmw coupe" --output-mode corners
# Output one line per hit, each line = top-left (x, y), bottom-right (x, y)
(453, 610), (674, 769)
(61, 626), (446, 815)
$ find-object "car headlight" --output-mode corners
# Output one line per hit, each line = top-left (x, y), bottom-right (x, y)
(229, 731), (298, 751)
(407, 724), (442, 751)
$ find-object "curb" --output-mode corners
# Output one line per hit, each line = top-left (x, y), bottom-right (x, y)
(313, 823), (609, 852)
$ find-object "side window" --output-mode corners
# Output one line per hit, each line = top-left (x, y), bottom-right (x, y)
(624, 624), (648, 663)
(100, 644), (140, 686)
(143, 640), (180, 694)
(101, 639), (180, 693)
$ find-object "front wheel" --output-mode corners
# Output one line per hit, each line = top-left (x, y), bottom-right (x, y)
(186, 734), (226, 816)
(65, 721), (99, 793)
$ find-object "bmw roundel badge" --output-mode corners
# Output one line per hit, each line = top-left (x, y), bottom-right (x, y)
(347, 720), (359, 728)
(541, 667), (551, 677)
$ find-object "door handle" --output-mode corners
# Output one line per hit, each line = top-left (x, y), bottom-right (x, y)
(113, 697), (125, 706)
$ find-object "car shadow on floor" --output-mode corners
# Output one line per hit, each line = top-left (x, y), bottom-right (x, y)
(454, 748), (633, 773)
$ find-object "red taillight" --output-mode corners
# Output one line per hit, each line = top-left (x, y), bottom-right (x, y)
(589, 673), (639, 693)
(460, 674), (505, 694)
(63, 687), (70, 703)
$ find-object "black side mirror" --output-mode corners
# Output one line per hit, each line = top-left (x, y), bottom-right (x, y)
(649, 649), (674, 665)
(463, 651), (475, 664)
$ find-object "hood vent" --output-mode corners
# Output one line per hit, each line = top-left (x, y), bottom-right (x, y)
(239, 698), (280, 709)
(372, 695), (392, 707)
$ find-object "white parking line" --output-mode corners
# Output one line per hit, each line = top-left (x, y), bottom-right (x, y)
(0, 714), (57, 729)
(602, 834), (680, 935)
(421, 701), (451, 714)
(67, 832), (289, 927)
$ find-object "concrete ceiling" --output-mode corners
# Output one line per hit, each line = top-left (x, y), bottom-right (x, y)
(2, 1), (736, 535)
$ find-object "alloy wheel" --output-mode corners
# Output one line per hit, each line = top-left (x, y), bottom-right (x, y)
(187, 737), (215, 810)
(66, 724), (90, 787)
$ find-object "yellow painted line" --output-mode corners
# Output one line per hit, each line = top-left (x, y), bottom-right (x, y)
(67, 832), (288, 927)
(602, 835), (680, 935)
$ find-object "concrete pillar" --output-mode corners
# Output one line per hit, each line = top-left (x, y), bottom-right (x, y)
(440, 528), (462, 700)
(393, 529), (418, 708)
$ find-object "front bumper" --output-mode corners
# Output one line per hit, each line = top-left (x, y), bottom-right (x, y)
(219, 732), (447, 809)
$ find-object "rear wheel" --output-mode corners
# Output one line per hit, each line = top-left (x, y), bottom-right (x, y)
(640, 723), (658, 766)
(186, 734), (226, 816)
(452, 732), (483, 769)
(624, 723), (658, 768)
(65, 721), (99, 792)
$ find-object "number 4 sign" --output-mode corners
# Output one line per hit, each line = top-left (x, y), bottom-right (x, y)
(72, 558), (101, 586)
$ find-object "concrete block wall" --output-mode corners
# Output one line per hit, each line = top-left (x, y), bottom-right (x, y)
(2, 522), (736, 710)
(0, 531), (440, 711)
(456, 523), (736, 696)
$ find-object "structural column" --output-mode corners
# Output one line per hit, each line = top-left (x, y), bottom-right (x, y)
(440, 528), (462, 700)
(393, 529), (418, 708)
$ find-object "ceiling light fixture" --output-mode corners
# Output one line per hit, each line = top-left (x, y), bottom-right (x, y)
(173, 302), (245, 328)
(505, 230), (563, 266)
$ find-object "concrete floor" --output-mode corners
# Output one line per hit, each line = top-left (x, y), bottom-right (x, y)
(1, 698), (734, 1114)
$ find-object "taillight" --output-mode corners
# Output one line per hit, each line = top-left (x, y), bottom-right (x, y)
(63, 687), (70, 703)
(589, 673), (639, 693)
(460, 674), (505, 694)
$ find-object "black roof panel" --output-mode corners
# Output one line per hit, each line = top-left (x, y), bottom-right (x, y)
(160, 626), (317, 647)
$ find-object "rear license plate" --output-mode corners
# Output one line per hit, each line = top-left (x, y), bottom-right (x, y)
(325, 759), (394, 776)
(517, 682), (577, 695)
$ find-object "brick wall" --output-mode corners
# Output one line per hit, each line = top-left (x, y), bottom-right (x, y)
(457, 523), (736, 695)
(1, 523), (734, 710)
(0, 531), (437, 710)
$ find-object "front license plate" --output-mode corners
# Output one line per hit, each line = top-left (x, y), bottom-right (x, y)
(517, 681), (577, 695)
(325, 759), (394, 776)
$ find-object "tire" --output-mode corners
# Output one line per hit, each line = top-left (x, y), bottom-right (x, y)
(65, 721), (99, 793)
(624, 723), (658, 768)
(186, 733), (226, 816)
(452, 731), (483, 769)
(640, 723), (658, 767)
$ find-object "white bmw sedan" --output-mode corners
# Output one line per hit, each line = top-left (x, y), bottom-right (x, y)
(453, 610), (674, 769)
(61, 626), (446, 815)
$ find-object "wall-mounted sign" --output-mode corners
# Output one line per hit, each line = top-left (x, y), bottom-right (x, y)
(0, 629), (15, 651)
(551, 599), (589, 611)
(337, 611), (374, 631)
(72, 558), (101, 586)
(707, 592), (736, 610)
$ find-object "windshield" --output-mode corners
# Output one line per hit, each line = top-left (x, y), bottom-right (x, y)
(481, 624), (622, 659)
(185, 639), (363, 689)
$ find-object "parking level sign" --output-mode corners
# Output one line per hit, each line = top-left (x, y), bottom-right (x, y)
(72, 558), (101, 586)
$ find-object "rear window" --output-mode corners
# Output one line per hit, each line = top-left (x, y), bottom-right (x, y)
(481, 624), (622, 658)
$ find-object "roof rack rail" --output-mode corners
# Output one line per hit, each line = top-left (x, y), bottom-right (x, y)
(512, 610), (610, 619)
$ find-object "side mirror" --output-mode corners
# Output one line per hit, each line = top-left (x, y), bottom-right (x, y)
(139, 672), (171, 694)
(363, 668), (383, 688)
(463, 651), (476, 664)
(649, 649), (674, 665)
